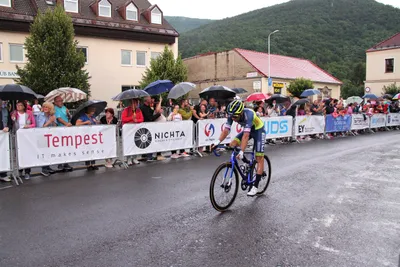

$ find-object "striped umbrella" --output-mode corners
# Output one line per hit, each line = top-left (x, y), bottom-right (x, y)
(45, 87), (87, 103)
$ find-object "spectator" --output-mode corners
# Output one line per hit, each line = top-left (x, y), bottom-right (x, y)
(199, 104), (209, 119)
(36, 102), (57, 176)
(54, 96), (73, 172)
(168, 105), (183, 159)
(218, 104), (227, 118)
(207, 97), (219, 119)
(121, 99), (144, 164)
(177, 99), (192, 157)
(347, 103), (354, 115)
(167, 104), (183, 121)
(192, 99), (207, 124)
(178, 99), (193, 120)
(11, 101), (36, 180)
(0, 100), (11, 182)
(255, 106), (265, 117)
(75, 106), (99, 171)
(101, 108), (118, 168)
(117, 101), (125, 109)
(32, 99), (41, 118)
(311, 100), (325, 115)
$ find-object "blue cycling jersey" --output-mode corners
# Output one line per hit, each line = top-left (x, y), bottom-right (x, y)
(225, 108), (264, 133)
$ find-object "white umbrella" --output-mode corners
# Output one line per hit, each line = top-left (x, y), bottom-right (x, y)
(167, 82), (196, 99)
(45, 87), (87, 103)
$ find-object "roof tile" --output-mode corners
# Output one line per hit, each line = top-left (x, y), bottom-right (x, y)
(234, 48), (342, 85)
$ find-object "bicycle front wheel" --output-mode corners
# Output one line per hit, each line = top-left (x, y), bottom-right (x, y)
(209, 162), (239, 212)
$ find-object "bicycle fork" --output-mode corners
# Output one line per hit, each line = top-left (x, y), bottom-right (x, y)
(220, 163), (234, 188)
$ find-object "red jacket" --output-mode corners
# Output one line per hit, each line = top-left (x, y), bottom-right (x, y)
(121, 106), (144, 125)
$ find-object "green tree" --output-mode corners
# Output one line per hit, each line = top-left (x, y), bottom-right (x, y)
(349, 62), (366, 86)
(16, 5), (90, 96)
(340, 79), (364, 99)
(140, 45), (188, 88)
(287, 77), (314, 98)
(383, 83), (400, 96)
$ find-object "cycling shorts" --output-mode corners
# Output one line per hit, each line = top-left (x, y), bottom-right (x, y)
(234, 128), (266, 156)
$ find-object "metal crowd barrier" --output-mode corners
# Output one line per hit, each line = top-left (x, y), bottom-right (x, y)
(1, 113), (398, 186)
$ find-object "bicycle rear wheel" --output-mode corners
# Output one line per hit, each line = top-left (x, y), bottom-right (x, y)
(251, 155), (272, 195)
(209, 162), (239, 212)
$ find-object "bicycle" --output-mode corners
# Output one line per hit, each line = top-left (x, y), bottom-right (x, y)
(209, 146), (272, 212)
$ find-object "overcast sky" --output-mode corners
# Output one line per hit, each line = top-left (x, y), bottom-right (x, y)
(155, 0), (400, 20)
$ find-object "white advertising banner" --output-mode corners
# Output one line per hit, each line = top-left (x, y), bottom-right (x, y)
(0, 132), (11, 172)
(351, 114), (370, 130)
(123, 121), (194, 156)
(370, 114), (386, 128)
(17, 125), (117, 168)
(386, 113), (400, 126)
(197, 119), (243, 147)
(262, 116), (293, 139)
(295, 115), (325, 136)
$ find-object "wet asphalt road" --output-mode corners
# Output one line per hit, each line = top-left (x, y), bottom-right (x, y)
(1, 131), (400, 267)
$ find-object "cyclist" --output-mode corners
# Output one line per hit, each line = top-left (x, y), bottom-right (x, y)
(212, 100), (266, 196)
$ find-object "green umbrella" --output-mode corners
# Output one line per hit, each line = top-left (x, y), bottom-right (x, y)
(346, 96), (363, 104)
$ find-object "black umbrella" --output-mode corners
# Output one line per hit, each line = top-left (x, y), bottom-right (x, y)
(292, 98), (310, 106)
(199, 85), (236, 100)
(232, 88), (248, 94)
(0, 84), (37, 100)
(71, 100), (107, 125)
(266, 94), (290, 104)
(112, 89), (150, 101)
(383, 94), (393, 100)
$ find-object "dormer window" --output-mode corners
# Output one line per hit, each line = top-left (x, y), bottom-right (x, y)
(99, 0), (111, 17)
(126, 3), (138, 21)
(64, 0), (78, 13)
(0, 0), (11, 8)
(151, 7), (162, 24)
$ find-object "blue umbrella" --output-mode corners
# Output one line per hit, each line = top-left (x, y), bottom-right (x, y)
(300, 89), (321, 97)
(143, 80), (174, 96)
(362, 93), (378, 99)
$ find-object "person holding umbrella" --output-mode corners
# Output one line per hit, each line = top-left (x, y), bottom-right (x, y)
(0, 100), (11, 182)
(75, 106), (99, 170)
(54, 96), (73, 172)
(11, 101), (36, 180)
(121, 99), (144, 165)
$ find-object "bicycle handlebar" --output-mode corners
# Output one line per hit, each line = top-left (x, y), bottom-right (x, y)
(212, 145), (222, 157)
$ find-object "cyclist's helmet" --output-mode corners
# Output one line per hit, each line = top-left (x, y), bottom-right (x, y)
(227, 100), (244, 116)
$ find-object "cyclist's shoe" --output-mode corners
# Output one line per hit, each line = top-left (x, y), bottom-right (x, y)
(247, 186), (258, 197)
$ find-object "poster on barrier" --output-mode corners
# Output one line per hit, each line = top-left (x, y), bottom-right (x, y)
(386, 113), (400, 126)
(351, 114), (370, 130)
(17, 125), (117, 168)
(123, 121), (194, 156)
(0, 132), (11, 172)
(295, 116), (325, 136)
(262, 116), (293, 139)
(197, 119), (243, 147)
(326, 115), (352, 133)
(370, 114), (386, 128)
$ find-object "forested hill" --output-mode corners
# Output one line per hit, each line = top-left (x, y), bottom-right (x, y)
(165, 16), (215, 33)
(178, 0), (400, 82)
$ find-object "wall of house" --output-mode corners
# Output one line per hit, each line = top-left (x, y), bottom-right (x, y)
(184, 50), (262, 99)
(0, 30), (178, 107)
(365, 48), (400, 95)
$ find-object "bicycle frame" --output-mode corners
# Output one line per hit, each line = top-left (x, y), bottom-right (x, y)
(214, 147), (256, 185)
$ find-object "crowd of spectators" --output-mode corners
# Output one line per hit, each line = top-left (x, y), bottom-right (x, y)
(0, 94), (398, 182)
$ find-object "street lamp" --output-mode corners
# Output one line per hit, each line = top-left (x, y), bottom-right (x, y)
(268, 30), (279, 93)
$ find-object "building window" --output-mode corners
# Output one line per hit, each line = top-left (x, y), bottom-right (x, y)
(121, 50), (132, 66)
(126, 3), (138, 21)
(0, 43), (3, 62)
(9, 44), (24, 62)
(64, 0), (78, 13)
(151, 52), (161, 60)
(151, 7), (162, 24)
(136, 51), (146, 66)
(99, 0), (111, 17)
(122, 85), (141, 91)
(385, 58), (394, 73)
(76, 47), (88, 64)
(0, 0), (11, 8)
